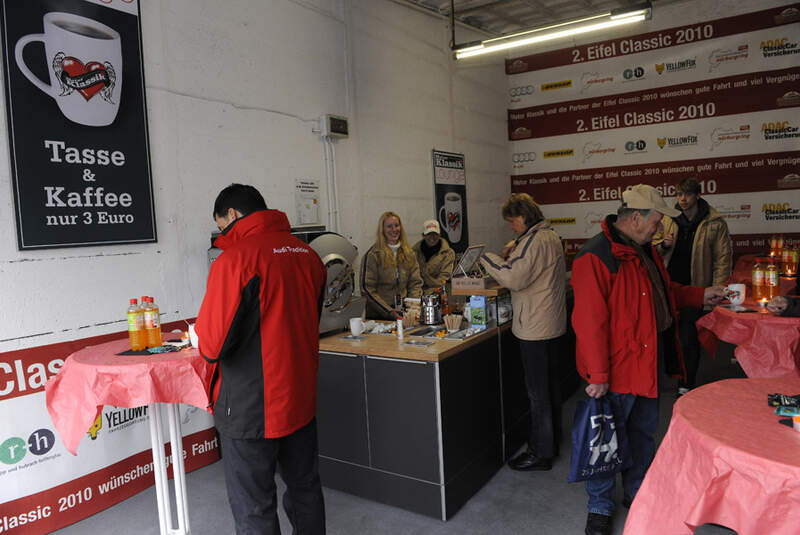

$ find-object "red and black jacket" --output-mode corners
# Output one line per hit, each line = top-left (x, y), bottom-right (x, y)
(571, 216), (704, 398)
(195, 210), (326, 438)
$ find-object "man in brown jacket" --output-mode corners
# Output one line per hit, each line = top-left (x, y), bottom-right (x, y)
(653, 178), (732, 394)
(412, 220), (456, 293)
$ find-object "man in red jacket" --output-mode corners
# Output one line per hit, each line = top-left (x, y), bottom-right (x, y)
(571, 184), (725, 535)
(195, 184), (327, 534)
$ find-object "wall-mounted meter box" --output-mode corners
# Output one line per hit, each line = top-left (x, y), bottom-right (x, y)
(319, 114), (349, 138)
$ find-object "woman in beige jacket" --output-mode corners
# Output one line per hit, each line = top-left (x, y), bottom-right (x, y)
(361, 211), (423, 320)
(480, 193), (566, 472)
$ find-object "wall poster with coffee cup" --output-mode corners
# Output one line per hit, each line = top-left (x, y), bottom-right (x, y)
(0, 0), (155, 249)
(432, 149), (468, 254)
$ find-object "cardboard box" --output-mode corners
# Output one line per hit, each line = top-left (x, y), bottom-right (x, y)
(451, 276), (491, 291)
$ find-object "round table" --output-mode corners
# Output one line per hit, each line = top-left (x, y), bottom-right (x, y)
(45, 335), (215, 535)
(697, 305), (800, 378)
(624, 377), (800, 535)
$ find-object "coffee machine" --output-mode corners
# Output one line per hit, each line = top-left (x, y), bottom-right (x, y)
(207, 226), (364, 334)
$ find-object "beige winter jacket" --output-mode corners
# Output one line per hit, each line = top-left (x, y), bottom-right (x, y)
(653, 204), (732, 287)
(479, 220), (567, 341)
(412, 238), (456, 292)
(361, 244), (423, 320)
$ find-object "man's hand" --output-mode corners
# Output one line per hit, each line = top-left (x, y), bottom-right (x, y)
(703, 286), (726, 306)
(661, 234), (674, 249)
(767, 296), (788, 315)
(501, 240), (517, 260)
(585, 382), (609, 398)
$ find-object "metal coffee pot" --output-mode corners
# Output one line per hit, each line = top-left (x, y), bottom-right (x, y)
(421, 293), (442, 325)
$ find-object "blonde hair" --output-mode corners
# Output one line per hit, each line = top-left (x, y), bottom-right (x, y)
(375, 211), (413, 263)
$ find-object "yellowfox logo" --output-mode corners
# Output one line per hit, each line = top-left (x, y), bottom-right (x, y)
(655, 63), (665, 74)
(657, 137), (667, 148)
(87, 413), (102, 440)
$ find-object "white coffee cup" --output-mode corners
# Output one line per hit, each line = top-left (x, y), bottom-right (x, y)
(15, 12), (122, 127)
(188, 324), (199, 349)
(349, 317), (363, 336)
(438, 192), (463, 244)
(726, 283), (745, 306)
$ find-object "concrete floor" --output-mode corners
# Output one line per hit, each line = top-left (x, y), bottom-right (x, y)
(54, 345), (744, 535)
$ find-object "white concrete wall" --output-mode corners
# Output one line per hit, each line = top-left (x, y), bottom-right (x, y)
(0, 0), (509, 352)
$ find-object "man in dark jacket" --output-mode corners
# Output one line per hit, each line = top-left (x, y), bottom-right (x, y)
(572, 184), (725, 535)
(195, 184), (327, 534)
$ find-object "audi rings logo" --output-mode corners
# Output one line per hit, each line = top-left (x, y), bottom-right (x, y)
(512, 152), (536, 163)
(509, 85), (534, 97)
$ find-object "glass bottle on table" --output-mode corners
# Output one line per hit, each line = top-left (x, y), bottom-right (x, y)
(766, 258), (780, 299)
(752, 258), (766, 300)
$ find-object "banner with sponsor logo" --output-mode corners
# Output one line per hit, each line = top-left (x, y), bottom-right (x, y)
(0, 0), (156, 250)
(432, 149), (469, 254)
(0, 325), (219, 534)
(508, 2), (800, 255)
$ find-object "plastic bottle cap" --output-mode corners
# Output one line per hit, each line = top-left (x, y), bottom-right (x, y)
(130, 299), (137, 305)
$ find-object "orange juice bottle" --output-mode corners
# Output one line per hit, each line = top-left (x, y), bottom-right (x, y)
(127, 299), (145, 351)
(142, 296), (163, 348)
(752, 259), (766, 300)
(766, 259), (780, 299)
(782, 247), (792, 273)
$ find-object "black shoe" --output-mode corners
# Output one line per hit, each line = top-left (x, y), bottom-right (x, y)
(508, 451), (552, 471)
(585, 513), (612, 535)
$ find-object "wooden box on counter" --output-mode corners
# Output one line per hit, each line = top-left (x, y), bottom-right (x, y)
(451, 275), (494, 292)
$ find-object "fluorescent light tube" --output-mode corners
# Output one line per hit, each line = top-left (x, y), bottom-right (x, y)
(455, 8), (649, 59)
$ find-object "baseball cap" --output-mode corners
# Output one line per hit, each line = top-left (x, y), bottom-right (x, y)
(622, 184), (680, 218)
(423, 220), (440, 235)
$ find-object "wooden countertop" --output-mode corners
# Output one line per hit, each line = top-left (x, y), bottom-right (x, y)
(320, 325), (498, 362)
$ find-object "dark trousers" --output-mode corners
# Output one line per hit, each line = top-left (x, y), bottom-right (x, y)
(518, 336), (562, 459)
(677, 307), (704, 388)
(219, 418), (326, 535)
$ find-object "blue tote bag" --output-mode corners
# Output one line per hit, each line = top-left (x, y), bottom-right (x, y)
(567, 396), (633, 483)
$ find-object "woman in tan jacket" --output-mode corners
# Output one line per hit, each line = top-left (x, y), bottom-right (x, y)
(361, 211), (423, 320)
(480, 193), (566, 472)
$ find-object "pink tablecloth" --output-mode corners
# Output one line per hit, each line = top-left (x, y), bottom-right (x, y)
(697, 306), (800, 378)
(45, 336), (215, 455)
(624, 377), (800, 535)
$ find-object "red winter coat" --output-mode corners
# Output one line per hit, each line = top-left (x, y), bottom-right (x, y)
(571, 216), (704, 398)
(195, 210), (326, 438)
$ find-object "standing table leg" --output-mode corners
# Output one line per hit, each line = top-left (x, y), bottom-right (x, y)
(148, 403), (191, 535)
(167, 403), (191, 534)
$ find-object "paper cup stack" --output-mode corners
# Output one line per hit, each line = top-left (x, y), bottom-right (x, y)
(444, 314), (462, 333)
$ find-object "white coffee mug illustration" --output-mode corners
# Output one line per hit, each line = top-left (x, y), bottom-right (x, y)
(15, 12), (122, 127)
(438, 192), (463, 243)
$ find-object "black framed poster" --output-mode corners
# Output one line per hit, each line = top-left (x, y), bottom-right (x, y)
(432, 149), (468, 254)
(0, 0), (155, 249)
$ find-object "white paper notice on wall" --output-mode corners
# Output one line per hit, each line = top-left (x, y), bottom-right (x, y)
(295, 179), (320, 225)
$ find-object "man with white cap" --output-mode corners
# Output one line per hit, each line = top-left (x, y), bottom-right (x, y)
(571, 184), (725, 535)
(412, 219), (456, 292)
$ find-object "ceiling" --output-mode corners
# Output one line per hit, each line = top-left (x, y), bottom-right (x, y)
(402, 0), (664, 39)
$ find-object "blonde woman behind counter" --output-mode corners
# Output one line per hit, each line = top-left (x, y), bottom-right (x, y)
(361, 211), (423, 320)
(479, 193), (567, 472)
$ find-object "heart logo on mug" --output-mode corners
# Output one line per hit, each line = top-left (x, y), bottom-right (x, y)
(53, 52), (117, 104)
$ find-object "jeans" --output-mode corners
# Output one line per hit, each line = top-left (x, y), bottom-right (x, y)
(584, 392), (659, 516)
(518, 336), (562, 459)
(584, 334), (664, 516)
(220, 419), (326, 535)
